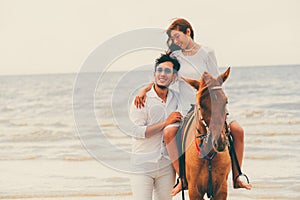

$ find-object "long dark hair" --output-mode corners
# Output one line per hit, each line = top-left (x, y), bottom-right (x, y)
(166, 18), (194, 53)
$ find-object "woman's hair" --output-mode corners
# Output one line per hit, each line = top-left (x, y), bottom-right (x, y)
(166, 18), (194, 52)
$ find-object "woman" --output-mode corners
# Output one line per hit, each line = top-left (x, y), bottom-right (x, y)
(135, 18), (252, 196)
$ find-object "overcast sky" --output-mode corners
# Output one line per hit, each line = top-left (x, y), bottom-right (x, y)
(0, 0), (299, 75)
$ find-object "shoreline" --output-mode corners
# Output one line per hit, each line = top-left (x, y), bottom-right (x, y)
(1, 156), (299, 200)
(0, 193), (132, 200)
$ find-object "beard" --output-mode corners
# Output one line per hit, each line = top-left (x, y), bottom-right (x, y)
(156, 84), (168, 89)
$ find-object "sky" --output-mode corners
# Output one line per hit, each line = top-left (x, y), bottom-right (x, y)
(0, 0), (299, 75)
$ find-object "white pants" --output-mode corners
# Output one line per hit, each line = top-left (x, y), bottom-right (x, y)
(131, 158), (175, 200)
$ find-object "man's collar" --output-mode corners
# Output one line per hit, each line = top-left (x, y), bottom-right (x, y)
(147, 85), (159, 98)
(147, 85), (173, 101)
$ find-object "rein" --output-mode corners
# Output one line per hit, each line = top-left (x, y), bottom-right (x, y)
(226, 121), (250, 187)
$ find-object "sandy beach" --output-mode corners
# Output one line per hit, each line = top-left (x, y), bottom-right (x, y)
(1, 159), (298, 200)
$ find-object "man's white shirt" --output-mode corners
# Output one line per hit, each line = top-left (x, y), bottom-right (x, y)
(129, 86), (181, 167)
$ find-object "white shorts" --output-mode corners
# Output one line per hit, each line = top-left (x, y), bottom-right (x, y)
(164, 122), (180, 130)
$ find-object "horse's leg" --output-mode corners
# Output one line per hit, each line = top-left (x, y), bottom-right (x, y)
(212, 154), (231, 200)
(212, 180), (228, 200)
(212, 163), (230, 200)
(186, 162), (205, 200)
(186, 159), (204, 200)
(186, 163), (202, 200)
(188, 185), (204, 200)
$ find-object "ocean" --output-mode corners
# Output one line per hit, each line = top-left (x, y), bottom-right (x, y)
(0, 65), (299, 199)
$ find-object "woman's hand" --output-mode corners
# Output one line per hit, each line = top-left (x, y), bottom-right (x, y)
(134, 82), (154, 108)
(134, 94), (146, 108)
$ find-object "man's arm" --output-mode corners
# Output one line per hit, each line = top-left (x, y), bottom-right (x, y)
(144, 111), (182, 138)
(130, 102), (182, 139)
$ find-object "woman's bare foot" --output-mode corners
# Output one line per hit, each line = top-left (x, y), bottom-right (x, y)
(170, 180), (182, 196)
(234, 176), (252, 190)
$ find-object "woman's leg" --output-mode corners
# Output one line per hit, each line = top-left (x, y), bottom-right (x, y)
(230, 120), (252, 190)
(164, 126), (184, 195)
(164, 126), (180, 175)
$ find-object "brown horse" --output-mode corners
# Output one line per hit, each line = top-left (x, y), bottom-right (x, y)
(182, 68), (231, 200)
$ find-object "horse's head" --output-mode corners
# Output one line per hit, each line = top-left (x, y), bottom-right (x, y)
(183, 67), (230, 153)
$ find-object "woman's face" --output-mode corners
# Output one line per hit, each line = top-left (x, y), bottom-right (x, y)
(169, 29), (191, 50)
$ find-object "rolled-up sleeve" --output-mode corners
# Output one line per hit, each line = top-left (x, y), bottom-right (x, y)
(129, 103), (147, 139)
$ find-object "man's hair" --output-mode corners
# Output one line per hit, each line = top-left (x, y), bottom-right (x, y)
(154, 53), (180, 73)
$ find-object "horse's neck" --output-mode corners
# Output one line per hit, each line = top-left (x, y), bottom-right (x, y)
(194, 109), (214, 155)
(195, 107), (209, 136)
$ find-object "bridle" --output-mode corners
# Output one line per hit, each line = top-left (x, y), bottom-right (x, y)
(194, 85), (228, 153)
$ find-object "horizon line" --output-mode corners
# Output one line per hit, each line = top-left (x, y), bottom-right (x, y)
(1, 64), (299, 77)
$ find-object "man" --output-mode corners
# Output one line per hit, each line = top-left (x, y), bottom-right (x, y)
(129, 53), (182, 200)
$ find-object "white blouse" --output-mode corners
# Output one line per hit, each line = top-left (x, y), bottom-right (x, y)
(170, 46), (221, 115)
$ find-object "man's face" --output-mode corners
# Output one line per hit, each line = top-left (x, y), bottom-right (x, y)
(154, 61), (176, 88)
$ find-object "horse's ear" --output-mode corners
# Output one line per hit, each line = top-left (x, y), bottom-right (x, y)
(217, 67), (230, 85)
(182, 77), (199, 90)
